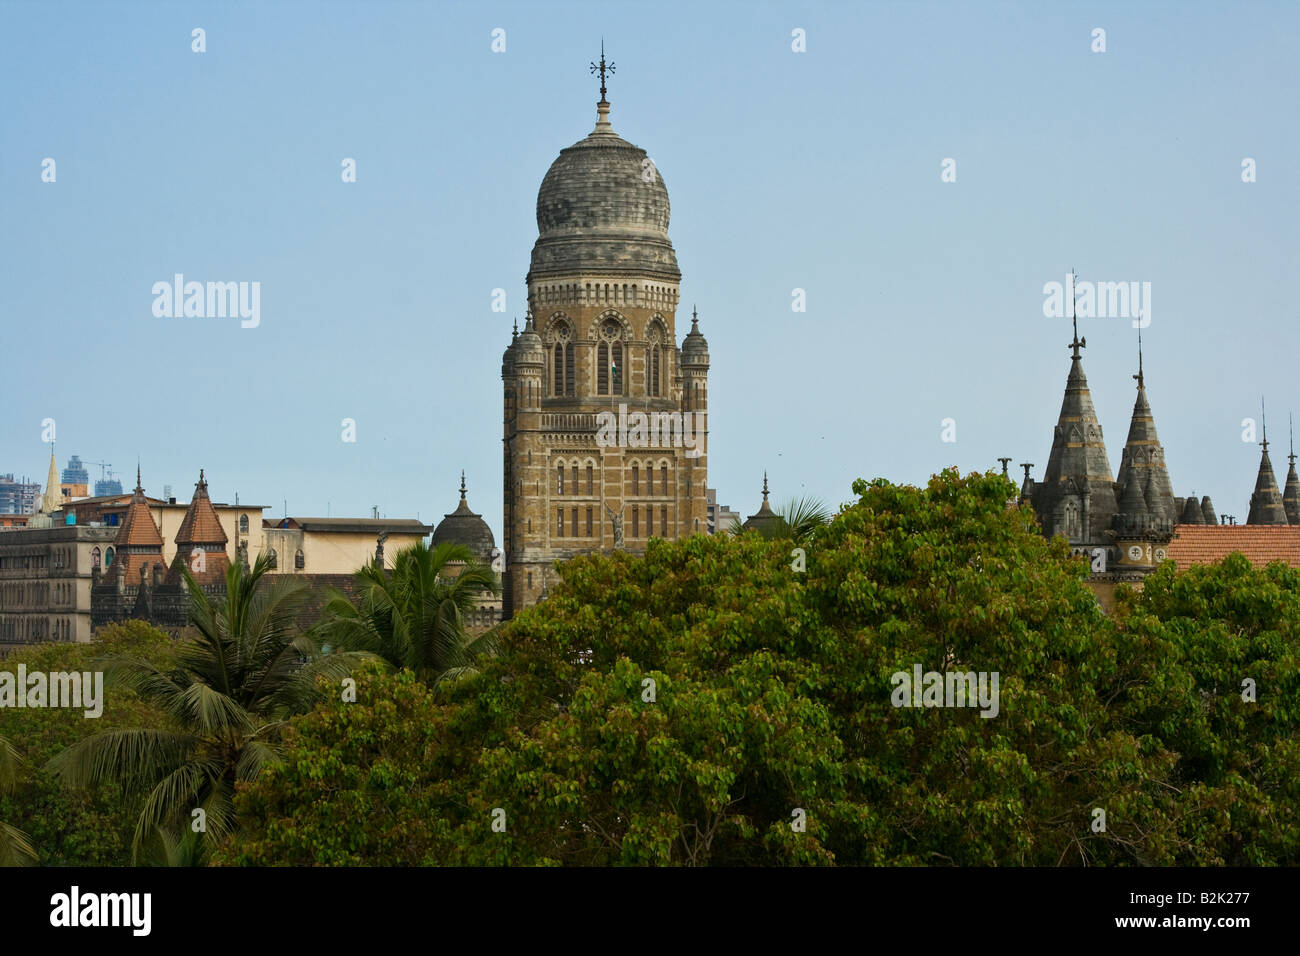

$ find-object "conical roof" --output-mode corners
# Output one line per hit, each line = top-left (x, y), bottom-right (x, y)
(1247, 441), (1288, 525)
(38, 450), (61, 514)
(1200, 496), (1217, 525)
(431, 473), (496, 563)
(174, 469), (228, 547)
(1180, 495), (1206, 524)
(115, 467), (165, 548)
(1114, 370), (1177, 526)
(1284, 453), (1300, 526)
(742, 474), (782, 534)
(1033, 350), (1118, 543)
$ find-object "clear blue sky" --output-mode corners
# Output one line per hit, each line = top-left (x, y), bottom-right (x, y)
(2, 1), (1297, 534)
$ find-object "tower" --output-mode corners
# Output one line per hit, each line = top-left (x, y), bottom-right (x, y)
(1030, 286), (1118, 547)
(165, 469), (230, 587)
(1247, 402), (1288, 525)
(501, 50), (710, 617)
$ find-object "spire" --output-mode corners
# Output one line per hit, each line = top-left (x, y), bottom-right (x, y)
(1247, 401), (1288, 524)
(590, 41), (615, 130)
(1113, 330), (1176, 529)
(742, 472), (779, 533)
(459, 470), (467, 501)
(1067, 268), (1086, 360)
(1283, 412), (1300, 525)
(1032, 314), (1117, 544)
(762, 472), (770, 504)
(39, 448), (61, 514)
(135, 462), (143, 496)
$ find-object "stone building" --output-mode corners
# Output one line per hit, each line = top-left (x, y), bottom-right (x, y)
(500, 64), (710, 618)
(431, 473), (503, 632)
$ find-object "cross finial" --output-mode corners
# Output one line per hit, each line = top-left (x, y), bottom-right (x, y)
(590, 40), (615, 104)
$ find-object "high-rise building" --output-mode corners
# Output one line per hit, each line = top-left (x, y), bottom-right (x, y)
(500, 55), (710, 618)
(62, 455), (90, 485)
(0, 475), (39, 515)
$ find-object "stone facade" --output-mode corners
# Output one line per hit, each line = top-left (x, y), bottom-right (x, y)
(500, 94), (710, 618)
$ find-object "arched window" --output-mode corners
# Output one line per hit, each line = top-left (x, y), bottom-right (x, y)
(268, 549), (278, 569)
(557, 466), (564, 495)
(557, 509), (564, 537)
(240, 514), (249, 534)
(294, 549), (304, 570)
(661, 506), (668, 536)
(571, 465), (578, 494)
(632, 506), (639, 538)
(104, 547), (114, 567)
(553, 344), (564, 395)
(586, 464), (594, 495)
(611, 342), (623, 395)
(632, 465), (639, 495)
(597, 342), (609, 394)
(651, 346), (661, 397)
(565, 343), (574, 395)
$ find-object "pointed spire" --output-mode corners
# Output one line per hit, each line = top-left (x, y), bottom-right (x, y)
(1180, 494), (1206, 525)
(1248, 402), (1288, 525)
(1283, 412), (1300, 525)
(135, 462), (143, 496)
(1113, 331), (1176, 529)
(460, 470), (467, 501)
(39, 448), (61, 514)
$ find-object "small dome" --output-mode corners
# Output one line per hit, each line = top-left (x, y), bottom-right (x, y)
(681, 309), (709, 364)
(431, 474), (496, 564)
(529, 102), (680, 283)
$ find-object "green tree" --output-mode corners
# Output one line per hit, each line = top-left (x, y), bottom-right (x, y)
(49, 555), (362, 862)
(0, 735), (37, 865)
(0, 620), (175, 866)
(235, 470), (1202, 866)
(318, 540), (499, 688)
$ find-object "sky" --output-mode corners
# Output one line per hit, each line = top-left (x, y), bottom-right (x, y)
(2, 0), (1298, 535)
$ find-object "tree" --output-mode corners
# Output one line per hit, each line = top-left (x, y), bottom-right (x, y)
(318, 540), (499, 689)
(49, 555), (363, 862)
(0, 735), (37, 865)
(234, 470), (1206, 866)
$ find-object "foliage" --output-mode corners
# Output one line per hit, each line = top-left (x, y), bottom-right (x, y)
(317, 540), (499, 689)
(48, 556), (365, 862)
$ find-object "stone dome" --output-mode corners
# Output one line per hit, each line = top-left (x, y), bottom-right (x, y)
(432, 474), (496, 564)
(681, 309), (709, 364)
(528, 102), (680, 283)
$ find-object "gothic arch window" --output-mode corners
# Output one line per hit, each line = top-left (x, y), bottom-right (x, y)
(660, 464), (669, 496)
(585, 463), (594, 495)
(597, 342), (609, 394)
(571, 464), (579, 494)
(596, 316), (624, 396)
(104, 547), (114, 567)
(632, 465), (639, 496)
(650, 345), (661, 396)
(611, 342), (623, 395)
(1064, 501), (1080, 539)
(268, 549), (278, 569)
(557, 466), (564, 495)
(240, 514), (249, 534)
(294, 549), (305, 570)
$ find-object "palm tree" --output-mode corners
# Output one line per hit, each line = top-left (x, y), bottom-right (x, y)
(318, 540), (499, 689)
(773, 495), (832, 544)
(0, 735), (37, 865)
(49, 554), (365, 862)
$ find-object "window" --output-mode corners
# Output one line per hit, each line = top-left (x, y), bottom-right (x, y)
(240, 514), (249, 534)
(268, 549), (278, 569)
(572, 465), (579, 494)
(661, 465), (668, 495)
(553, 344), (563, 395)
(612, 342), (623, 395)
(586, 465), (593, 495)
(571, 507), (578, 537)
(651, 346), (661, 396)
(294, 549), (304, 570)
(565, 343), (574, 395)
(632, 465), (639, 495)
(558, 509), (564, 537)
(557, 466), (564, 495)
(661, 506), (668, 536)
(104, 547), (114, 567)
(633, 506), (639, 538)
(647, 507), (653, 536)
(586, 507), (593, 536)
(598, 342), (609, 394)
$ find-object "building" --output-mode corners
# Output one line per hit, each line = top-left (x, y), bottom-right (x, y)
(61, 455), (90, 486)
(706, 488), (742, 535)
(430, 473), (503, 632)
(741, 475), (783, 535)
(261, 516), (433, 576)
(1019, 319), (1300, 608)
(0, 475), (39, 516)
(500, 56), (710, 618)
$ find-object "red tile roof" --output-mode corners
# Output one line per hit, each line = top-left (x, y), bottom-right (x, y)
(1166, 524), (1300, 568)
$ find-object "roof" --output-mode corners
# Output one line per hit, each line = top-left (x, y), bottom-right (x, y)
(1166, 524), (1300, 568)
(266, 517), (434, 535)
(431, 475), (495, 561)
(173, 470), (228, 546)
(114, 472), (165, 549)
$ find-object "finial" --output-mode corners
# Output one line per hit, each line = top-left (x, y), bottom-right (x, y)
(1067, 268), (1085, 358)
(1290, 413), (1296, 466)
(1020, 462), (1034, 483)
(762, 471), (769, 502)
(691, 304), (698, 330)
(590, 39), (615, 104)
(1261, 396), (1269, 452)
(998, 456), (1011, 477)
(199, 467), (205, 483)
(1134, 323), (1144, 387)
(512, 318), (518, 339)
(460, 470), (467, 500)
(135, 461), (143, 494)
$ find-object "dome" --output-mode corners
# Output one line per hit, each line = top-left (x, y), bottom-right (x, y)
(432, 474), (496, 564)
(528, 101), (680, 283)
(681, 309), (709, 364)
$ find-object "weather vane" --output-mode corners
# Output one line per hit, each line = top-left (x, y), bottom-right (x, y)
(590, 40), (614, 102)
